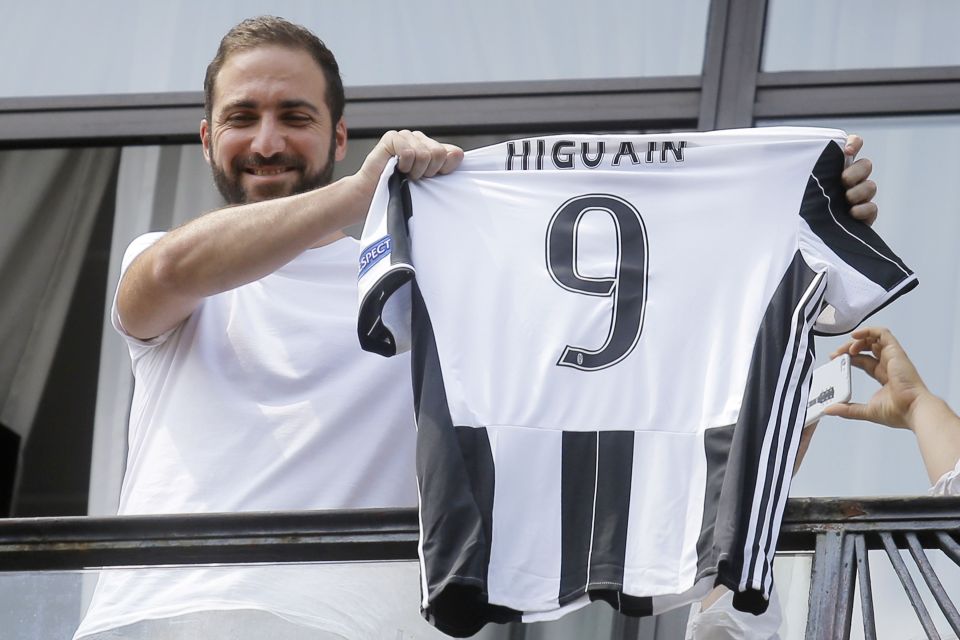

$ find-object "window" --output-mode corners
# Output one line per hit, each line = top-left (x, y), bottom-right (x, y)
(763, 0), (960, 71)
(1, 1), (710, 99)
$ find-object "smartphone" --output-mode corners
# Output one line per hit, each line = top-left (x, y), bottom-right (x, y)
(804, 354), (852, 426)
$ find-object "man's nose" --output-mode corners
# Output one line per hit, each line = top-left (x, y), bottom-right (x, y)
(249, 117), (286, 157)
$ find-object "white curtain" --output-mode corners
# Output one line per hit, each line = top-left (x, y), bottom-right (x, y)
(0, 147), (118, 454)
(0, 147), (118, 640)
(87, 145), (222, 517)
(78, 145), (222, 629)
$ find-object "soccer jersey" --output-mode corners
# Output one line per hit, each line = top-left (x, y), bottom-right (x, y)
(357, 128), (917, 636)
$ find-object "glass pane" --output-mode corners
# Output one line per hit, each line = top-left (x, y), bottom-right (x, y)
(4, 549), (957, 639)
(17, 562), (440, 640)
(763, 0), (960, 71)
(1, 1), (709, 99)
(757, 116), (960, 497)
(0, 561), (695, 639)
(774, 555), (812, 640)
(0, 570), (86, 640)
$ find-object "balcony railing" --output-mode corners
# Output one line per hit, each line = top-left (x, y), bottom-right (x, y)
(2, 497), (960, 639)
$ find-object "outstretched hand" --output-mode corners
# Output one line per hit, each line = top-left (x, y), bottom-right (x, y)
(841, 134), (878, 225)
(825, 327), (929, 429)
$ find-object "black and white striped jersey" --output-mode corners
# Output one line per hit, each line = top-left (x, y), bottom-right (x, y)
(357, 128), (917, 637)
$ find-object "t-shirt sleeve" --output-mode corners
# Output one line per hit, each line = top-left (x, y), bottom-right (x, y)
(111, 231), (178, 355)
(797, 140), (918, 335)
(929, 458), (960, 497)
(357, 158), (415, 357)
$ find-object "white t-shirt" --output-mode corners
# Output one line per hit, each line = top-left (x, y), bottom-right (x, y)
(76, 235), (442, 639)
(357, 128), (917, 636)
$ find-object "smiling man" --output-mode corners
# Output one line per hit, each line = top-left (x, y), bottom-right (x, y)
(202, 44), (344, 203)
(75, 16), (461, 640)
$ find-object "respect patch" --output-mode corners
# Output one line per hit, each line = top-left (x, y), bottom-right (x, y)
(359, 235), (392, 279)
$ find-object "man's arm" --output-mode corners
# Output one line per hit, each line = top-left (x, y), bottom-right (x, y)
(117, 130), (462, 340)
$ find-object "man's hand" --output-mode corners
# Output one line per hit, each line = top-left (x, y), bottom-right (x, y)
(841, 134), (878, 225)
(358, 129), (463, 187)
(825, 327), (929, 429)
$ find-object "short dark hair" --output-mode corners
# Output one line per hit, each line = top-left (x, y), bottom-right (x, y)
(203, 16), (345, 124)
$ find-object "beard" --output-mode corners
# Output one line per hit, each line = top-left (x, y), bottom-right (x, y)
(210, 137), (337, 205)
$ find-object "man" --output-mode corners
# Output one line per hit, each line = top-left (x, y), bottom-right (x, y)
(76, 16), (461, 640)
(78, 15), (880, 640)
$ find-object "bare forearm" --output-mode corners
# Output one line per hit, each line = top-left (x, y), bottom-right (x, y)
(908, 393), (960, 484)
(150, 175), (365, 294)
(118, 174), (370, 339)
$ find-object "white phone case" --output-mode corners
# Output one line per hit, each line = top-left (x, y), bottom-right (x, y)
(804, 354), (852, 426)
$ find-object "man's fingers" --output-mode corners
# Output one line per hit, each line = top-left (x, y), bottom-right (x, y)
(846, 180), (877, 205)
(364, 130), (463, 189)
(391, 130), (431, 179)
(841, 156), (877, 225)
(437, 144), (464, 175)
(849, 202), (879, 225)
(411, 130), (450, 178)
(845, 134), (863, 157)
(393, 131), (463, 180)
(841, 157), (873, 188)
(397, 131), (435, 179)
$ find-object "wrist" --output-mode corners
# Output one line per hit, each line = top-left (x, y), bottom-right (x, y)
(905, 389), (943, 432)
(336, 173), (378, 228)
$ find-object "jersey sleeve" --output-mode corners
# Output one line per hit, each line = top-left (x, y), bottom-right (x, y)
(111, 231), (178, 357)
(797, 141), (918, 335)
(357, 158), (415, 357)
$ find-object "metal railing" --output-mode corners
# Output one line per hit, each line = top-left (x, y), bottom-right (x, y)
(3, 497), (960, 639)
(780, 497), (960, 640)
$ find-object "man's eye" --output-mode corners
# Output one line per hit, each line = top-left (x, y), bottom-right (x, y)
(284, 114), (313, 125)
(225, 113), (256, 124)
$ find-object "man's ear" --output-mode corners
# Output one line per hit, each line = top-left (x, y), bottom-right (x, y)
(200, 119), (213, 164)
(334, 117), (348, 162)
